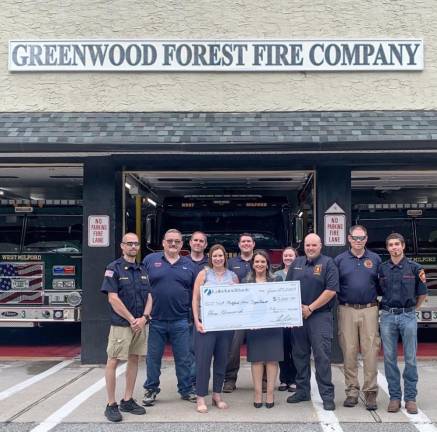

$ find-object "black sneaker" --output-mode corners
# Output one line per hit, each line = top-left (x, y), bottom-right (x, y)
(120, 398), (146, 415)
(104, 403), (122, 422)
(323, 400), (336, 411)
(287, 392), (311, 403)
(181, 392), (197, 403)
(142, 389), (160, 406)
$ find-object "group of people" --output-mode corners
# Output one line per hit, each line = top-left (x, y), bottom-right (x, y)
(101, 226), (428, 422)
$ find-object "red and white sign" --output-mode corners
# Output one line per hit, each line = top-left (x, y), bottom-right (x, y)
(88, 215), (110, 247)
(324, 203), (346, 246)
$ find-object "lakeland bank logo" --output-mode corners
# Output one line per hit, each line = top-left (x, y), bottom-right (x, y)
(203, 287), (213, 296)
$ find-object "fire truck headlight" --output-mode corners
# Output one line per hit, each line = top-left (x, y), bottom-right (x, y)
(67, 292), (82, 307)
(53, 310), (64, 320)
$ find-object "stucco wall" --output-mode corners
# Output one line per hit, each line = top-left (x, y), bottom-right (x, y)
(0, 0), (435, 112)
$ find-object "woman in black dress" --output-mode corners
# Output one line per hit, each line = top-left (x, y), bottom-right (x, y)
(245, 249), (284, 408)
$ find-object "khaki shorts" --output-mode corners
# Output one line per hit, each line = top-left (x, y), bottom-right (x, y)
(106, 325), (148, 361)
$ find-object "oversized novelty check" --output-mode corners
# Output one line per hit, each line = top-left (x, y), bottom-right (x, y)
(200, 281), (302, 331)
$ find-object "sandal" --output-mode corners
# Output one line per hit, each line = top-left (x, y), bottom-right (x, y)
(196, 403), (208, 413)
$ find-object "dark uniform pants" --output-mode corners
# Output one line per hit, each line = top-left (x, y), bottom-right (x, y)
(292, 311), (335, 401)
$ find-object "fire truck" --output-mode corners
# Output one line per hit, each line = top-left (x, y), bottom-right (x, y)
(0, 200), (82, 326)
(140, 196), (294, 268)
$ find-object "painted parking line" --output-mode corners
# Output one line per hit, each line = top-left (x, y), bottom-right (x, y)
(29, 362), (127, 432)
(310, 368), (344, 432)
(0, 359), (74, 401)
(377, 369), (437, 432)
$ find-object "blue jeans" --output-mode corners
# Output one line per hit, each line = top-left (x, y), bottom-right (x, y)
(144, 319), (193, 396)
(380, 310), (418, 401)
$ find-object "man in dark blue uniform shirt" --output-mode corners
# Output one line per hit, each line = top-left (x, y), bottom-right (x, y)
(286, 233), (339, 411)
(186, 231), (208, 387)
(335, 225), (381, 410)
(187, 231), (208, 276)
(223, 232), (255, 392)
(142, 229), (197, 406)
(379, 233), (427, 415)
(101, 233), (150, 422)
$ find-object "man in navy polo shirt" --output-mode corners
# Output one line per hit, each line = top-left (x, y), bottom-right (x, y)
(379, 233), (427, 415)
(286, 233), (339, 411)
(142, 229), (197, 406)
(187, 231), (208, 276)
(335, 225), (381, 411)
(186, 231), (208, 387)
(223, 232), (255, 392)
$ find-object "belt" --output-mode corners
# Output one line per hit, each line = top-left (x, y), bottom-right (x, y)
(340, 302), (378, 309)
(381, 305), (415, 314)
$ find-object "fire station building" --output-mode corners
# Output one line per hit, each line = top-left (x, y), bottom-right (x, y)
(1, 1), (437, 363)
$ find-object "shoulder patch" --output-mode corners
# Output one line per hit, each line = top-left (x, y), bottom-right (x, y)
(419, 269), (427, 284)
(104, 269), (114, 278)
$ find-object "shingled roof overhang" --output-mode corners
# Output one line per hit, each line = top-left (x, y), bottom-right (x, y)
(1, 111), (437, 156)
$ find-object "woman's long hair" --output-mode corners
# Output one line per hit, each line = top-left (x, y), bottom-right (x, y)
(244, 249), (276, 282)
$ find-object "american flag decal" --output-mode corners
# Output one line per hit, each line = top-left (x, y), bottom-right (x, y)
(0, 262), (44, 304)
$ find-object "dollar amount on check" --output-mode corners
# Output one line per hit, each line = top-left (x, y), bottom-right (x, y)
(200, 281), (303, 331)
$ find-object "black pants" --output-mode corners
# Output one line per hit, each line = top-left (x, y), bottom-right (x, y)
(224, 329), (246, 384)
(279, 327), (297, 385)
(291, 311), (335, 401)
(194, 329), (234, 397)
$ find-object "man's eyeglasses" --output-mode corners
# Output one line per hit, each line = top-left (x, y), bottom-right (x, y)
(350, 235), (367, 241)
(122, 241), (140, 247)
(165, 239), (182, 245)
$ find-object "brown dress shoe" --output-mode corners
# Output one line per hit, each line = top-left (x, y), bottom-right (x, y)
(387, 399), (401, 413)
(364, 392), (377, 411)
(405, 400), (418, 414)
(343, 396), (358, 407)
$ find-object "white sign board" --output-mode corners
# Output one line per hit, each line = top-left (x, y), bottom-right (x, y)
(9, 39), (423, 72)
(200, 281), (302, 331)
(324, 214), (346, 246)
(88, 215), (110, 247)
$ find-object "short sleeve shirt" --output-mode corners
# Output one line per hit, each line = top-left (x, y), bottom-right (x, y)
(187, 255), (209, 278)
(142, 252), (196, 320)
(286, 254), (339, 312)
(100, 257), (150, 326)
(228, 255), (252, 281)
(334, 249), (381, 304)
(378, 257), (428, 308)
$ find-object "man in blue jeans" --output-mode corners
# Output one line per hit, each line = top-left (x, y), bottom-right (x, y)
(142, 229), (197, 406)
(379, 233), (427, 415)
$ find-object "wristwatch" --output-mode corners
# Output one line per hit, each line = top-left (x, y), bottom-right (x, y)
(143, 314), (151, 324)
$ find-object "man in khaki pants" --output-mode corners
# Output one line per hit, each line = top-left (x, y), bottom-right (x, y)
(101, 233), (151, 422)
(334, 225), (381, 410)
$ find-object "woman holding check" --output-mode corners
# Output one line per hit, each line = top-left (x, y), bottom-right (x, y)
(192, 244), (238, 413)
(245, 249), (283, 408)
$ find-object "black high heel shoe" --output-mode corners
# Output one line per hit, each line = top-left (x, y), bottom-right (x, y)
(253, 402), (263, 408)
(265, 401), (275, 408)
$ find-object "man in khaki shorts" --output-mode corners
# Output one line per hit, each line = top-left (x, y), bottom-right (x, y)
(334, 225), (381, 410)
(101, 232), (152, 422)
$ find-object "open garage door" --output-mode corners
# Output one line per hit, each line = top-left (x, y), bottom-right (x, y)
(122, 170), (315, 268)
(0, 164), (83, 327)
(352, 170), (437, 326)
